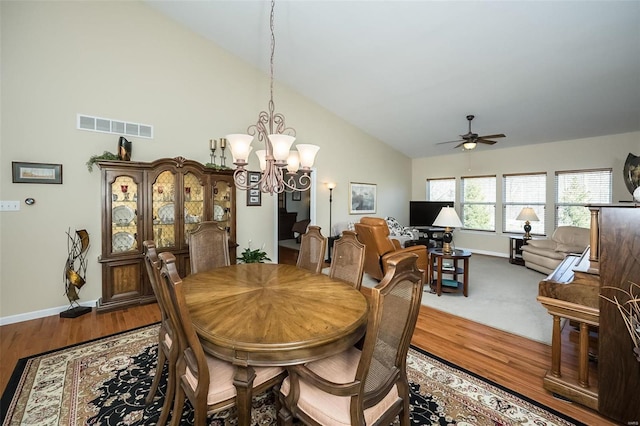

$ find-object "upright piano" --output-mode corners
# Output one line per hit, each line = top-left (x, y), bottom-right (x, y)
(537, 204), (639, 424)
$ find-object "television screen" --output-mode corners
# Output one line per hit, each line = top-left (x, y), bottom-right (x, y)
(409, 201), (454, 227)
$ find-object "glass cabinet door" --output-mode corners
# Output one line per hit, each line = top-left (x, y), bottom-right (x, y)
(152, 170), (177, 249)
(213, 179), (232, 233)
(111, 176), (139, 254)
(183, 172), (204, 243)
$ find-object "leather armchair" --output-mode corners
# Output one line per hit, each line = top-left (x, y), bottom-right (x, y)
(354, 217), (429, 280)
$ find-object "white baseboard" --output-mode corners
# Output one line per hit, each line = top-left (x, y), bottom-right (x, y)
(0, 299), (98, 326)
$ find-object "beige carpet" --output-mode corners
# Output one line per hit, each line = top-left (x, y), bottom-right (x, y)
(359, 254), (553, 345)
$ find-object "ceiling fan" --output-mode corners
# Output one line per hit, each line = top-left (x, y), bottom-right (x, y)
(436, 115), (506, 150)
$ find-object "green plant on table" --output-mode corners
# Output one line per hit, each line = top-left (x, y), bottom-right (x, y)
(237, 242), (271, 264)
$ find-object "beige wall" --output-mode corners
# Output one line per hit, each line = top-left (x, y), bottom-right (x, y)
(0, 1), (410, 321)
(412, 131), (640, 256)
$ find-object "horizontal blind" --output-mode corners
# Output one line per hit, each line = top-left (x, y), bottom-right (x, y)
(555, 168), (612, 227)
(503, 173), (546, 235)
(461, 176), (496, 231)
(427, 178), (455, 201)
(556, 169), (612, 204)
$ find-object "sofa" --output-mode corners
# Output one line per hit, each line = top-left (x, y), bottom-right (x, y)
(521, 226), (590, 275)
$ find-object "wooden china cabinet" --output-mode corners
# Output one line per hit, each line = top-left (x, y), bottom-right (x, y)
(96, 157), (236, 312)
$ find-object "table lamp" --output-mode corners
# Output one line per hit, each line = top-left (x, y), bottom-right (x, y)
(432, 206), (463, 254)
(516, 207), (539, 240)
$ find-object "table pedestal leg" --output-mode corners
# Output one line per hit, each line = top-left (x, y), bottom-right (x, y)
(233, 365), (256, 426)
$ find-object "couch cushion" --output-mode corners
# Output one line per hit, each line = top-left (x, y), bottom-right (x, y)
(521, 244), (566, 260)
(551, 226), (590, 253)
(525, 239), (557, 250)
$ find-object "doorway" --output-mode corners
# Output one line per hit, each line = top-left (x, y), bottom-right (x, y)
(276, 172), (313, 264)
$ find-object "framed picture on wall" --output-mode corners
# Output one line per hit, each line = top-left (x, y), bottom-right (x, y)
(292, 191), (301, 201)
(349, 182), (376, 214)
(12, 162), (63, 184)
(246, 172), (261, 206)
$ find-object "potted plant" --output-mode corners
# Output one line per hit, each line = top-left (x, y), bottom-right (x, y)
(86, 151), (120, 172)
(237, 242), (271, 264)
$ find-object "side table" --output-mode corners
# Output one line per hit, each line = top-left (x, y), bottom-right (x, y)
(429, 248), (472, 297)
(509, 235), (527, 266)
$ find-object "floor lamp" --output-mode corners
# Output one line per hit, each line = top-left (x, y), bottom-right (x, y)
(326, 182), (336, 237)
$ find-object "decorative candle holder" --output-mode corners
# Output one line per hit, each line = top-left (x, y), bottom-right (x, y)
(220, 138), (227, 167)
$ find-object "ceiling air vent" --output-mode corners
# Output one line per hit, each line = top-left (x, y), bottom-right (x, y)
(77, 114), (154, 139)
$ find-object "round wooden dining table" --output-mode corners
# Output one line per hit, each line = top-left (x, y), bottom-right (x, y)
(182, 263), (369, 426)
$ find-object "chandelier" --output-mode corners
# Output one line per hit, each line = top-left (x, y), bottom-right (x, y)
(226, 0), (319, 194)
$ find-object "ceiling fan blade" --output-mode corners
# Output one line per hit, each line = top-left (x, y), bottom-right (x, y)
(477, 133), (505, 139)
(477, 139), (498, 145)
(436, 139), (463, 145)
(454, 141), (467, 149)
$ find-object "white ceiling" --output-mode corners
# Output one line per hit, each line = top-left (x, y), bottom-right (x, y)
(145, 0), (640, 158)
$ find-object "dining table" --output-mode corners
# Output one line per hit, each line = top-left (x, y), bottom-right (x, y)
(182, 262), (369, 426)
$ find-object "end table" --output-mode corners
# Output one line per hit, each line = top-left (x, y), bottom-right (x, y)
(428, 248), (471, 297)
(509, 235), (527, 266)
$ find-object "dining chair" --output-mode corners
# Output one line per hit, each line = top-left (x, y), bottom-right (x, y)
(296, 225), (327, 273)
(142, 240), (178, 426)
(278, 252), (424, 426)
(329, 230), (366, 290)
(187, 221), (230, 274)
(157, 252), (286, 426)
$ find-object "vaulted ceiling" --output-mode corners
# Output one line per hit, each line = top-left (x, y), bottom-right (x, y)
(145, 1), (640, 158)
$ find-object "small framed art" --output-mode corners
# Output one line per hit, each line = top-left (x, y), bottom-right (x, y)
(246, 172), (262, 206)
(12, 162), (63, 184)
(349, 182), (376, 214)
(292, 191), (302, 201)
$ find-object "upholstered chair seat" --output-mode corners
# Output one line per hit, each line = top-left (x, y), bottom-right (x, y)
(278, 252), (424, 426)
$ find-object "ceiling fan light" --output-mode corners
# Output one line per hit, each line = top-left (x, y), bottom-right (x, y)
(463, 141), (477, 150)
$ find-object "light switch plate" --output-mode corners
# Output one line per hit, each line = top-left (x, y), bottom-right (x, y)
(0, 201), (20, 211)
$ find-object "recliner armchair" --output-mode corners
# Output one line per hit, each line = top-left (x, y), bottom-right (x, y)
(521, 225), (590, 274)
(354, 217), (429, 280)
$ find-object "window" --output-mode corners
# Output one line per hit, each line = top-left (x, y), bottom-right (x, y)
(461, 176), (496, 231)
(555, 169), (612, 227)
(503, 173), (546, 235)
(427, 178), (455, 201)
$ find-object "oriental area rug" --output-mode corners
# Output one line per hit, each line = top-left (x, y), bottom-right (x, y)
(1, 324), (583, 426)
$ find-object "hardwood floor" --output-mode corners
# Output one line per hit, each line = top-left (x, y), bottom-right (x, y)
(0, 303), (615, 425)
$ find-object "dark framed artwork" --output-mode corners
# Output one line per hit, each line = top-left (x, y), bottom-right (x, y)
(246, 172), (262, 206)
(12, 162), (63, 184)
(349, 182), (376, 214)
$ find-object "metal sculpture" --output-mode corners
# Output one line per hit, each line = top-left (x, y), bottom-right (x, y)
(61, 229), (92, 318)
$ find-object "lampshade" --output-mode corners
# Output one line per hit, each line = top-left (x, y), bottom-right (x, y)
(432, 206), (463, 228)
(227, 134), (254, 165)
(286, 151), (300, 173)
(268, 134), (295, 164)
(326, 182), (337, 190)
(516, 207), (539, 222)
(255, 150), (267, 171)
(296, 144), (321, 170)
